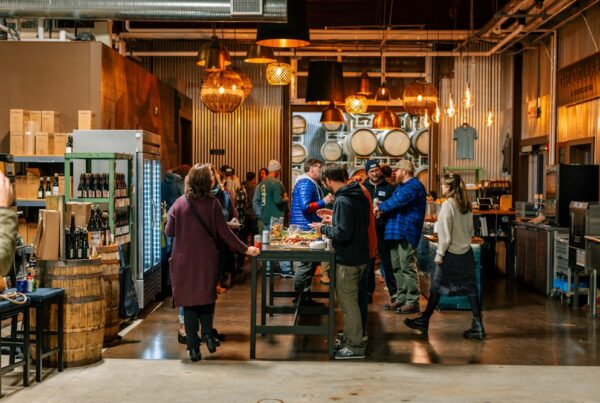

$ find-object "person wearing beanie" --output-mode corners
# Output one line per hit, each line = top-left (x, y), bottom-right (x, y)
(362, 160), (398, 308)
(374, 159), (426, 315)
(252, 159), (292, 275)
(290, 159), (335, 290)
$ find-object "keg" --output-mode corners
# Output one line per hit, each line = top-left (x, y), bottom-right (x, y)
(377, 129), (411, 157)
(292, 115), (307, 135)
(291, 143), (307, 164)
(320, 140), (343, 162)
(415, 165), (429, 192)
(410, 128), (430, 156)
(343, 128), (378, 158)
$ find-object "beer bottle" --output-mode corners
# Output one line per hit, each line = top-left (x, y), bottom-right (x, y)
(103, 174), (109, 198)
(77, 174), (84, 198)
(84, 174), (91, 198)
(52, 173), (59, 195)
(45, 177), (52, 197)
(75, 228), (82, 259)
(82, 229), (89, 258)
(37, 178), (44, 199)
(65, 228), (73, 260)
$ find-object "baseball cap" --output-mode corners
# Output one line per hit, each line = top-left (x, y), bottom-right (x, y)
(365, 160), (381, 173)
(268, 160), (281, 172)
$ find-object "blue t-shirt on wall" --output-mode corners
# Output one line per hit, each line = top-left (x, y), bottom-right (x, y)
(454, 124), (478, 160)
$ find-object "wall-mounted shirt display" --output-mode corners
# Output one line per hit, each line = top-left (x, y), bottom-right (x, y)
(454, 124), (478, 160)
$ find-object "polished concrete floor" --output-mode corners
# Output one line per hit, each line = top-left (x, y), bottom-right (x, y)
(100, 267), (599, 365)
(1, 266), (599, 401)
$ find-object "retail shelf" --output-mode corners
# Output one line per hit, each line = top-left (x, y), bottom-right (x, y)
(70, 197), (111, 203)
(16, 199), (46, 207)
(13, 155), (65, 163)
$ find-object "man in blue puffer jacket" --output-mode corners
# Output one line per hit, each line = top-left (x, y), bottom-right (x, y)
(290, 159), (334, 304)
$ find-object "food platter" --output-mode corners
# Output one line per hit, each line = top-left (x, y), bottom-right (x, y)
(270, 223), (320, 248)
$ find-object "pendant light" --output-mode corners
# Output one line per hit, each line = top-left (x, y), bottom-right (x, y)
(345, 94), (368, 114)
(445, 93), (456, 117)
(375, 74), (391, 101)
(373, 109), (400, 130)
(244, 44), (276, 64)
(422, 110), (431, 128)
(321, 101), (346, 127)
(462, 81), (474, 109)
(486, 110), (495, 126)
(266, 62), (293, 86)
(256, 0), (310, 48)
(228, 66), (253, 99)
(402, 80), (439, 116)
(357, 70), (372, 96)
(432, 105), (442, 123)
(200, 70), (245, 113)
(196, 35), (231, 72)
(305, 61), (345, 105)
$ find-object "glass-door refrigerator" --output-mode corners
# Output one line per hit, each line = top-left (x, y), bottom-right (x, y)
(73, 130), (162, 308)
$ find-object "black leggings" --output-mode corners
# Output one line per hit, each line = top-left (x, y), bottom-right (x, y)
(183, 304), (215, 350)
(423, 292), (481, 319)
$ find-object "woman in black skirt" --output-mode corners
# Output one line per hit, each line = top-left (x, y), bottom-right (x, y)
(404, 173), (485, 339)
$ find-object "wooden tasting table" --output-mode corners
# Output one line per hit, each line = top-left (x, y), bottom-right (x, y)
(250, 244), (336, 359)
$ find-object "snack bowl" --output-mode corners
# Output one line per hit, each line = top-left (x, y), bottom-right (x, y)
(309, 240), (326, 250)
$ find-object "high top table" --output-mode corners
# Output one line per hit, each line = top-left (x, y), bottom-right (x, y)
(250, 245), (336, 359)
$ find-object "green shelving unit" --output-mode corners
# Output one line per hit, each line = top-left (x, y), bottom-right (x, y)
(64, 152), (133, 244)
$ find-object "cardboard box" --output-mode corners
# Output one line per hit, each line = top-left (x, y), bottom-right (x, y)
(10, 132), (24, 156)
(41, 111), (60, 133)
(53, 133), (68, 156)
(34, 209), (59, 261)
(29, 111), (42, 128)
(18, 218), (27, 244)
(65, 202), (92, 228)
(24, 131), (35, 156)
(15, 176), (27, 200)
(35, 132), (54, 155)
(27, 222), (38, 246)
(26, 168), (41, 200)
(57, 175), (72, 197)
(25, 120), (41, 134)
(78, 110), (96, 130)
(10, 109), (30, 132)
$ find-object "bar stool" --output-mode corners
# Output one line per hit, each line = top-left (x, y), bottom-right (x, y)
(26, 288), (64, 382)
(0, 298), (30, 396)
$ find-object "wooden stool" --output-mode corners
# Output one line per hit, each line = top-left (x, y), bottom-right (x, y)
(0, 298), (30, 395)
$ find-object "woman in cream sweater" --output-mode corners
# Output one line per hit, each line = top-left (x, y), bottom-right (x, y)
(404, 173), (485, 339)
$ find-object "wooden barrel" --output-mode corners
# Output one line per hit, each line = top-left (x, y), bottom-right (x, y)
(291, 143), (307, 164)
(292, 115), (307, 135)
(100, 261), (120, 343)
(42, 259), (105, 367)
(343, 128), (378, 158)
(416, 165), (429, 192)
(410, 128), (430, 156)
(320, 140), (343, 161)
(377, 129), (411, 157)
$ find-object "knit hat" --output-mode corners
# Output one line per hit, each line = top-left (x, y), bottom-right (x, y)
(221, 165), (234, 176)
(364, 160), (380, 173)
(397, 159), (415, 175)
(268, 159), (281, 172)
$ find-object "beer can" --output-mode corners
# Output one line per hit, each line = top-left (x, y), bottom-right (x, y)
(262, 230), (270, 244)
(373, 197), (380, 206)
(254, 234), (262, 249)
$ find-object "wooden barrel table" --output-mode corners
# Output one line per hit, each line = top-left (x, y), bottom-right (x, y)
(97, 245), (121, 344)
(41, 259), (105, 367)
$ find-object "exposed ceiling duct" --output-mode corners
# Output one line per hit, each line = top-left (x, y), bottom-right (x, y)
(0, 0), (287, 22)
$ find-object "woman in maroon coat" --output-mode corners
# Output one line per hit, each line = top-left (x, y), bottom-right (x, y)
(166, 164), (260, 362)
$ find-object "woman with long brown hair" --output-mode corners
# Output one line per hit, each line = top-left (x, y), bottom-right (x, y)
(404, 172), (485, 339)
(166, 164), (260, 362)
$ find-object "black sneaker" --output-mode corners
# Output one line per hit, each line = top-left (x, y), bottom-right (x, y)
(189, 347), (201, 362)
(334, 347), (365, 360)
(404, 315), (429, 334)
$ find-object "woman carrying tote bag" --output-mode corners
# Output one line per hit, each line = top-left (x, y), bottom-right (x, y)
(166, 164), (260, 362)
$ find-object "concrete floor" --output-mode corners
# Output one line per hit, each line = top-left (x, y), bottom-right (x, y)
(1, 268), (599, 401)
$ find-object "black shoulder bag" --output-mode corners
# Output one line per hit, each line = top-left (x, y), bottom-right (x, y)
(186, 198), (219, 249)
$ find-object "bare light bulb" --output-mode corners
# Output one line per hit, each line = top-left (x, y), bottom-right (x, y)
(417, 94), (423, 102)
(462, 83), (474, 109)
(432, 105), (441, 123)
(486, 110), (495, 126)
(446, 94), (456, 117)
(218, 86), (225, 94)
(423, 110), (430, 128)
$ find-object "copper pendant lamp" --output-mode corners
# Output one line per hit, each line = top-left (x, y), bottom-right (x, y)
(402, 80), (439, 116)
(197, 35), (231, 72)
(320, 100), (345, 126)
(244, 44), (276, 64)
(256, 0), (310, 48)
(357, 70), (372, 96)
(372, 109), (400, 130)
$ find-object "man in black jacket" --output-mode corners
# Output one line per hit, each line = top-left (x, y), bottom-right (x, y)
(313, 163), (370, 360)
(362, 160), (398, 307)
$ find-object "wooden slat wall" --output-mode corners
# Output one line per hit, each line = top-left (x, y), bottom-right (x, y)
(521, 38), (552, 140)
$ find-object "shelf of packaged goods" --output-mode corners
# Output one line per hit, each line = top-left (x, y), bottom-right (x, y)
(16, 199), (46, 207)
(114, 198), (130, 208)
(115, 233), (131, 245)
(13, 155), (65, 163)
